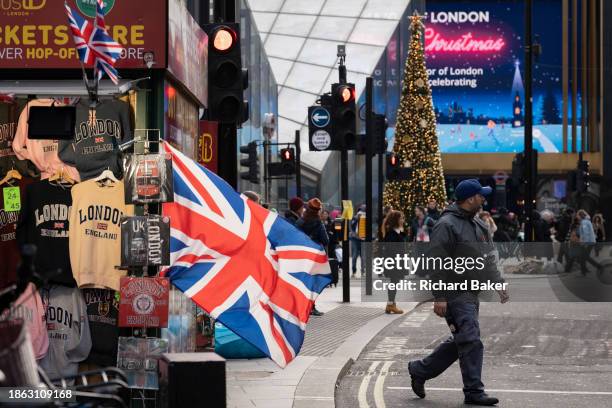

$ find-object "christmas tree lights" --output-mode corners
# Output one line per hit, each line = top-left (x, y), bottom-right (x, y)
(383, 12), (447, 220)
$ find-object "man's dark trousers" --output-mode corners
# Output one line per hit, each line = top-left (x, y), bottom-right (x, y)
(409, 297), (485, 397)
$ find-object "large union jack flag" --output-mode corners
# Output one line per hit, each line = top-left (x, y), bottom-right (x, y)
(161, 142), (332, 367)
(65, 0), (122, 84)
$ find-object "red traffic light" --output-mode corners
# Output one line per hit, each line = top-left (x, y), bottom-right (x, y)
(280, 148), (294, 163)
(212, 27), (236, 52)
(389, 154), (398, 167)
(337, 85), (355, 103)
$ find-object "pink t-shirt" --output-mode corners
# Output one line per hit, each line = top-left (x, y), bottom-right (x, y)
(0, 283), (50, 360)
(12, 99), (80, 181)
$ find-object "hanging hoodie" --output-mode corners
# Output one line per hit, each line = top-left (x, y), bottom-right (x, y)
(81, 288), (119, 367)
(39, 284), (91, 383)
(0, 176), (33, 290)
(16, 179), (75, 287)
(69, 179), (134, 291)
(12, 99), (80, 181)
(58, 99), (132, 181)
(1, 102), (38, 178)
(0, 282), (49, 360)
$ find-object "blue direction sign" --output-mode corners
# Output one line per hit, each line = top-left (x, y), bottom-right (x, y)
(310, 107), (330, 128)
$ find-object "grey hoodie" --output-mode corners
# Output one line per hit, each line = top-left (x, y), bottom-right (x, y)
(428, 203), (504, 300)
(39, 285), (91, 383)
(58, 99), (132, 181)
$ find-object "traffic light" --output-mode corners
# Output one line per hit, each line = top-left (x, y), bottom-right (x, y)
(374, 113), (388, 154)
(511, 151), (538, 195)
(279, 147), (295, 175)
(204, 23), (249, 124)
(330, 83), (356, 149)
(386, 152), (400, 180)
(240, 141), (259, 183)
(386, 152), (411, 181)
(576, 158), (590, 192)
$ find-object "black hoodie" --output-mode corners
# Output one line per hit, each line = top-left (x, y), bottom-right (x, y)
(428, 203), (504, 301)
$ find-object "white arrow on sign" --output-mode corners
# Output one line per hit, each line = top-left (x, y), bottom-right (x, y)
(313, 113), (328, 122)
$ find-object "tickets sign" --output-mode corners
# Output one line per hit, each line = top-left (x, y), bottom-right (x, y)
(0, 0), (167, 69)
(118, 276), (170, 328)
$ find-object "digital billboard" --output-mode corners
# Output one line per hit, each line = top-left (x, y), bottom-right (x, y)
(423, 0), (575, 153)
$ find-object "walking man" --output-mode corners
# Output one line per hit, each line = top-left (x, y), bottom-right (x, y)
(408, 179), (509, 406)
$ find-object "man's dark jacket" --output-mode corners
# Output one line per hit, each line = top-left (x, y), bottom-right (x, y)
(428, 203), (504, 301)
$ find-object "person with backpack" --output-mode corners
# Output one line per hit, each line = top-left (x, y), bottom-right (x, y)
(296, 198), (328, 316)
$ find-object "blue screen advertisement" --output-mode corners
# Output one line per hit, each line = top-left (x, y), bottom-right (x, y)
(421, 0), (573, 153)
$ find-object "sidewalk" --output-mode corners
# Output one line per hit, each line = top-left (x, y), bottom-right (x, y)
(225, 278), (418, 408)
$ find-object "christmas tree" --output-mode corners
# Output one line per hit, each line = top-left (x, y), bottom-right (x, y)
(383, 12), (446, 219)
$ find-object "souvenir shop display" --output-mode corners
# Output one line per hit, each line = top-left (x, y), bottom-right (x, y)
(58, 99), (132, 181)
(38, 285), (91, 384)
(116, 336), (168, 390)
(118, 276), (170, 328)
(68, 174), (134, 291)
(123, 153), (174, 204)
(13, 98), (80, 181)
(120, 215), (171, 267)
(161, 288), (197, 353)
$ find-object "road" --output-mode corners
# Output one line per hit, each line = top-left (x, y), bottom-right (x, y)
(336, 301), (612, 407)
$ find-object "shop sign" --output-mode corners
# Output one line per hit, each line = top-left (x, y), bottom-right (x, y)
(119, 276), (169, 328)
(164, 82), (199, 158)
(167, 0), (208, 106)
(0, 0), (167, 69)
(197, 120), (218, 173)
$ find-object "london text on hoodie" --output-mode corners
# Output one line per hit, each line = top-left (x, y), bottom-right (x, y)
(39, 285), (91, 383)
(59, 99), (132, 181)
(69, 179), (134, 291)
(16, 180), (75, 286)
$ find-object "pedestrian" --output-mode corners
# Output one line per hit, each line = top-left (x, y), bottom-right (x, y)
(410, 206), (431, 242)
(284, 197), (304, 226)
(531, 210), (554, 260)
(408, 179), (508, 406)
(427, 198), (441, 222)
(321, 209), (339, 287)
(243, 190), (260, 203)
(592, 213), (606, 257)
(565, 210), (601, 276)
(350, 204), (366, 277)
(478, 211), (497, 236)
(556, 208), (575, 264)
(295, 198), (328, 316)
(377, 205), (393, 241)
(381, 210), (406, 314)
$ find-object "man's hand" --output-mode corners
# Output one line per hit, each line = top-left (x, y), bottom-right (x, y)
(498, 289), (509, 304)
(433, 300), (447, 317)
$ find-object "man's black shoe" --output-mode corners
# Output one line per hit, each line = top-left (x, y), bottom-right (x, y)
(464, 393), (499, 406)
(310, 307), (324, 316)
(407, 362), (425, 399)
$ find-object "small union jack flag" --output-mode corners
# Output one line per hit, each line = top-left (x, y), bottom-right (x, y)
(64, 1), (122, 84)
(161, 142), (332, 367)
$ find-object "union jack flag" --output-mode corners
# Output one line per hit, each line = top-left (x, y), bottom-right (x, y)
(161, 142), (332, 367)
(64, 1), (122, 84)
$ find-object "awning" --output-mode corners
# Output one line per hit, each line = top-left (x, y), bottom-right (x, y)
(0, 79), (133, 97)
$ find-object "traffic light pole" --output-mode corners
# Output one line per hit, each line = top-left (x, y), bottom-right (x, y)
(365, 77), (373, 296)
(295, 130), (302, 198)
(219, 124), (238, 189)
(524, 0), (534, 242)
(339, 59), (350, 303)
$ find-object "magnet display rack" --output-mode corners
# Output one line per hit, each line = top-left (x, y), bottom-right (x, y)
(120, 129), (162, 408)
